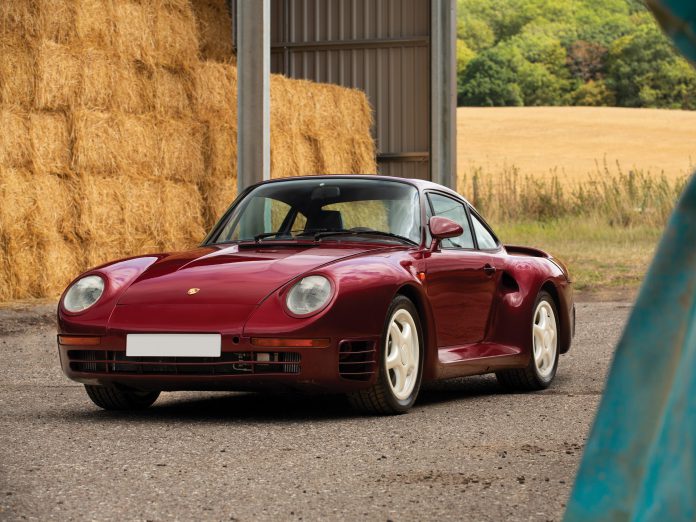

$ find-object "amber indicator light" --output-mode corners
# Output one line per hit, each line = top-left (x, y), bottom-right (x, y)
(251, 338), (330, 348)
(58, 335), (101, 346)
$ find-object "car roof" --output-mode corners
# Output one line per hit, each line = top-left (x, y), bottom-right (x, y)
(248, 174), (471, 205)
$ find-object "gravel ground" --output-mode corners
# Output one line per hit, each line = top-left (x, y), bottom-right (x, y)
(0, 300), (631, 522)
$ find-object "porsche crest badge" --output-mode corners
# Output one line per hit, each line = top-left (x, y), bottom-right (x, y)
(187, 288), (200, 295)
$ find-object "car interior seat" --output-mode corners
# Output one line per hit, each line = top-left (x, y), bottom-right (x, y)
(305, 210), (344, 232)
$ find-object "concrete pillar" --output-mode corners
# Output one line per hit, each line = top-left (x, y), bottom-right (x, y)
(431, 0), (457, 189)
(237, 0), (271, 191)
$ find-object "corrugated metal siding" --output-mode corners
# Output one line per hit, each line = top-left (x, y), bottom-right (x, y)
(270, 0), (432, 180)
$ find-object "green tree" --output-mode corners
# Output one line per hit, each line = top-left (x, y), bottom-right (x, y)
(606, 23), (696, 109)
(458, 46), (524, 106)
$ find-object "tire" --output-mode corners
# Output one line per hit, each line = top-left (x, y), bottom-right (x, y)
(496, 290), (559, 391)
(348, 295), (424, 414)
(84, 385), (160, 411)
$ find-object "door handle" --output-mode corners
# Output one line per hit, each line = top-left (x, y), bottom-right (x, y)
(483, 264), (496, 276)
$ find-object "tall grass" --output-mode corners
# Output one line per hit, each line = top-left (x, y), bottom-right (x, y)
(460, 162), (689, 227)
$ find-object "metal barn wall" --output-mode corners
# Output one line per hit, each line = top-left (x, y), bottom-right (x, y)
(269, 0), (432, 180)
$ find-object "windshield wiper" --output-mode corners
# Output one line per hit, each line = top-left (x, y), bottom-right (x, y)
(254, 232), (286, 242)
(313, 230), (417, 245)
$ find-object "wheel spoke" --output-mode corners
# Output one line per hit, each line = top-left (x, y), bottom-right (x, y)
(386, 343), (400, 370)
(400, 323), (412, 345)
(393, 364), (406, 393)
(389, 323), (402, 346)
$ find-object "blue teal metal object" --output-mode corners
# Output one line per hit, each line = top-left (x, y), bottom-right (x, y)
(564, 178), (696, 521)
(647, 0), (696, 63)
(565, 4), (696, 520)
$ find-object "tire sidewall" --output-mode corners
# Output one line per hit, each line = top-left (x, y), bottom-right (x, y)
(377, 296), (424, 412)
(530, 290), (560, 386)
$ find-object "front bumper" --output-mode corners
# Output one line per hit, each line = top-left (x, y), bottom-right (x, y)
(58, 334), (381, 393)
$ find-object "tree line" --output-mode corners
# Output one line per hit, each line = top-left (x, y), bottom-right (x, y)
(457, 0), (696, 109)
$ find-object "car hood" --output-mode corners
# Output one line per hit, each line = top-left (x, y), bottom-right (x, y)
(115, 243), (390, 308)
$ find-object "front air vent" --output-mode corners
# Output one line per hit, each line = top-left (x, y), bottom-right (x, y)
(67, 351), (301, 376)
(338, 340), (377, 381)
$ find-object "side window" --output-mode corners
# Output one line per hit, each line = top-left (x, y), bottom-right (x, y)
(428, 193), (474, 249)
(471, 212), (499, 250)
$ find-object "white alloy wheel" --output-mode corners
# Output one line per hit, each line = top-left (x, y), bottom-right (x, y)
(532, 300), (557, 379)
(385, 308), (420, 400)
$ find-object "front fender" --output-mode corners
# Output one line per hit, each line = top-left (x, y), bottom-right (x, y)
(58, 256), (162, 334)
(242, 255), (423, 340)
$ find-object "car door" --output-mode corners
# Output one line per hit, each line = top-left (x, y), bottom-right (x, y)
(424, 193), (498, 347)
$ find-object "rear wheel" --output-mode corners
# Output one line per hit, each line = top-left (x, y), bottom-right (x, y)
(348, 296), (424, 414)
(84, 385), (160, 411)
(496, 290), (559, 391)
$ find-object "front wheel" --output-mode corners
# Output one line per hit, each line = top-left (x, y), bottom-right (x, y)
(348, 296), (424, 414)
(84, 385), (160, 411)
(496, 290), (559, 391)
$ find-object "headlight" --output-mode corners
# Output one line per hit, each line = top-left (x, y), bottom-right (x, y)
(285, 275), (333, 316)
(63, 275), (105, 313)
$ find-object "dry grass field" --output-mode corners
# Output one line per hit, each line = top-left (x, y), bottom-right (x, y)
(457, 106), (696, 183)
(456, 106), (696, 294)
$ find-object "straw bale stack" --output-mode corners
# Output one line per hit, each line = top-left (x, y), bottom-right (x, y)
(0, 35), (36, 108)
(0, 0), (376, 301)
(30, 111), (71, 175)
(35, 40), (81, 110)
(0, 108), (31, 168)
(190, 0), (234, 62)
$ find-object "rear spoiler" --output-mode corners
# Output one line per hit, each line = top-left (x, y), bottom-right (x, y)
(504, 245), (550, 258)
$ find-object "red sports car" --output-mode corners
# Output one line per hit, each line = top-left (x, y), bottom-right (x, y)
(58, 175), (574, 414)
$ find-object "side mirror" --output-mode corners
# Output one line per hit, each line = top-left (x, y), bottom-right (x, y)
(429, 216), (463, 251)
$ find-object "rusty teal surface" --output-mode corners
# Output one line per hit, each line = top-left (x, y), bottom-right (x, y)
(565, 4), (696, 519)
(565, 3), (696, 520)
(647, 0), (696, 63)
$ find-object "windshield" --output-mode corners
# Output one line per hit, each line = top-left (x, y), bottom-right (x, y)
(208, 178), (422, 245)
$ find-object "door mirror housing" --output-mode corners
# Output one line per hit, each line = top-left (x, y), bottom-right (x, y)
(428, 216), (463, 251)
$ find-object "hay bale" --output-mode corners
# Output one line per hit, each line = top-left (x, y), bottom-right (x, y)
(81, 51), (155, 114)
(0, 108), (31, 168)
(73, 110), (158, 176)
(38, 236), (81, 297)
(35, 40), (80, 110)
(79, 48), (114, 110)
(194, 61), (235, 120)
(0, 35), (36, 109)
(200, 175), (235, 229)
(32, 173), (81, 295)
(158, 117), (205, 182)
(75, 0), (114, 47)
(155, 1), (199, 68)
(30, 111), (71, 175)
(122, 177), (163, 254)
(201, 121), (236, 227)
(119, 113), (159, 174)
(78, 172), (127, 266)
(0, 167), (40, 298)
(159, 180), (206, 250)
(111, 60), (155, 114)
(0, 1), (38, 39)
(154, 66), (192, 117)
(37, 0), (77, 44)
(33, 172), (79, 241)
(190, 0), (234, 63)
(72, 110), (118, 174)
(113, 1), (155, 65)
(270, 74), (321, 178)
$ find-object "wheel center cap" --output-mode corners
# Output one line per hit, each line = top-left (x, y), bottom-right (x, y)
(400, 345), (408, 365)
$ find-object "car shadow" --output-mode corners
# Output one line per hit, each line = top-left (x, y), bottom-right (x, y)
(51, 373), (570, 424)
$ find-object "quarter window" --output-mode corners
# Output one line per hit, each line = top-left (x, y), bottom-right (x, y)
(427, 193), (474, 249)
(471, 213), (498, 249)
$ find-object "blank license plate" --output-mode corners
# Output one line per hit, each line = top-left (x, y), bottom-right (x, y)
(126, 334), (221, 357)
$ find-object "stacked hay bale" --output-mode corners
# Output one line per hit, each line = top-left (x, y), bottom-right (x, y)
(0, 0), (376, 301)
